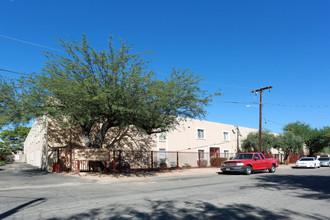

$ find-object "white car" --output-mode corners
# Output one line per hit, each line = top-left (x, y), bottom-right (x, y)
(317, 157), (330, 167)
(295, 157), (320, 168)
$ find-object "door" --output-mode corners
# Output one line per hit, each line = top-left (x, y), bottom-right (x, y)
(252, 153), (263, 170)
(209, 147), (220, 158)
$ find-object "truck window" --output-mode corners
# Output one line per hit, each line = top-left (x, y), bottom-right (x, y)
(254, 154), (261, 160)
(234, 154), (253, 159)
(260, 154), (265, 160)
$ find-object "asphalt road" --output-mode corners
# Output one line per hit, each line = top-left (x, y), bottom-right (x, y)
(1, 163), (330, 220)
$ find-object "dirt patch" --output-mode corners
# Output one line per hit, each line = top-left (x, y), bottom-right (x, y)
(63, 168), (220, 183)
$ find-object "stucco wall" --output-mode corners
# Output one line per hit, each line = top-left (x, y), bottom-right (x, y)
(157, 118), (258, 156)
(24, 117), (47, 168)
(24, 116), (286, 170)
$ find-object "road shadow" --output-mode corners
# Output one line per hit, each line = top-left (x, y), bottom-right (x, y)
(252, 174), (330, 200)
(19, 168), (49, 176)
(47, 200), (325, 220)
(0, 198), (46, 219)
(2, 163), (50, 177)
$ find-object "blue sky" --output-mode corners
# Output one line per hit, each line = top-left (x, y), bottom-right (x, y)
(1, 0), (330, 134)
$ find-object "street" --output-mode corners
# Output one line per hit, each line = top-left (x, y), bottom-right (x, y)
(1, 163), (329, 219)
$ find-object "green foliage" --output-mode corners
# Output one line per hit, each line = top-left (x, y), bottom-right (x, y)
(322, 146), (330, 154)
(0, 126), (31, 154)
(159, 161), (167, 168)
(283, 121), (312, 143)
(308, 127), (330, 155)
(210, 157), (227, 166)
(2, 35), (220, 148)
(0, 142), (11, 161)
(274, 131), (304, 161)
(283, 122), (330, 155)
(241, 131), (276, 153)
(0, 77), (19, 128)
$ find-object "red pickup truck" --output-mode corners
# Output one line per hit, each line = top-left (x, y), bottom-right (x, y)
(221, 152), (278, 175)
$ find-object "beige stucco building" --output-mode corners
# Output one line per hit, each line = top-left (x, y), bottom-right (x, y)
(156, 118), (257, 155)
(24, 117), (282, 169)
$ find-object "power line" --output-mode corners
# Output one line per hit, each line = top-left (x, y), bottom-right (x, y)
(0, 68), (31, 76)
(0, 34), (63, 52)
(214, 100), (257, 105)
(263, 117), (284, 127)
(214, 100), (330, 108)
(263, 103), (330, 108)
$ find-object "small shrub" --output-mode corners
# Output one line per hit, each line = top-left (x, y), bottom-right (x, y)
(197, 159), (208, 167)
(170, 162), (177, 168)
(182, 163), (191, 168)
(159, 161), (167, 168)
(6, 155), (15, 163)
(210, 157), (227, 166)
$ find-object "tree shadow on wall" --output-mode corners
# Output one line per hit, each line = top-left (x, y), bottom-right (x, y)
(48, 121), (156, 152)
(250, 174), (330, 200)
(47, 200), (325, 220)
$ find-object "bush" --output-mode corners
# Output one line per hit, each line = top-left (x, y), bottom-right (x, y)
(197, 159), (208, 167)
(159, 161), (167, 168)
(182, 163), (191, 168)
(6, 154), (15, 163)
(0, 160), (6, 166)
(210, 157), (228, 166)
(170, 162), (177, 168)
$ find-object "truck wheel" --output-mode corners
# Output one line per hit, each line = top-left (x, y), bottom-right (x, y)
(268, 164), (276, 173)
(245, 166), (252, 175)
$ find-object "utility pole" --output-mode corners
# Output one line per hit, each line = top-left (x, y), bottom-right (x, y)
(236, 126), (241, 153)
(250, 86), (273, 153)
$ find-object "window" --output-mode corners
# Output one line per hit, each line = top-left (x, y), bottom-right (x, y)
(210, 147), (220, 158)
(197, 129), (205, 139)
(224, 150), (229, 158)
(254, 154), (261, 160)
(198, 150), (205, 159)
(223, 132), (229, 141)
(159, 149), (167, 163)
(260, 154), (265, 160)
(159, 132), (167, 142)
(234, 154), (253, 159)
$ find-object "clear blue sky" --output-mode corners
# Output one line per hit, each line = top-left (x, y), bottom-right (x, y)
(1, 0), (330, 134)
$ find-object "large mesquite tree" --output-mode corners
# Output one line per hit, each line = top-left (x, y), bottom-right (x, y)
(2, 35), (220, 148)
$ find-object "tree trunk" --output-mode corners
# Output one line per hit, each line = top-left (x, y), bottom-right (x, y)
(81, 122), (94, 148)
(93, 119), (112, 148)
(283, 153), (289, 163)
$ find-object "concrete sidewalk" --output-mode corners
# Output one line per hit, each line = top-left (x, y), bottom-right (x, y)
(67, 164), (293, 183)
(0, 163), (293, 186)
